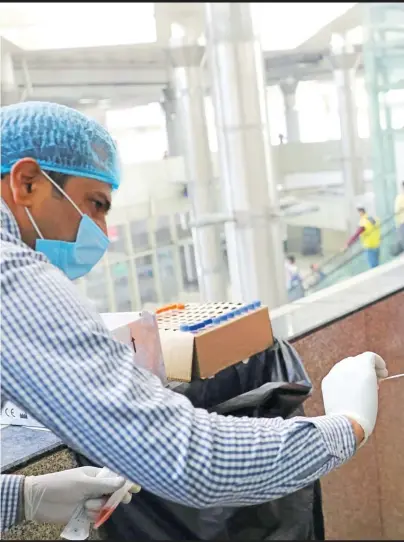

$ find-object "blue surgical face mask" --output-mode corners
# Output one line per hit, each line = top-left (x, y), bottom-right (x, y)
(25, 171), (110, 280)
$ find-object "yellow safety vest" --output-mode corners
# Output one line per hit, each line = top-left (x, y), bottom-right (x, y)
(359, 214), (381, 249)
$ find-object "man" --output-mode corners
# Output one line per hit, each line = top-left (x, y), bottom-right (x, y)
(1, 102), (388, 532)
(285, 255), (304, 301)
(395, 181), (404, 249)
(345, 206), (381, 269)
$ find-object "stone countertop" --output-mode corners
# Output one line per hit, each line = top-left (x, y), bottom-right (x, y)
(2, 255), (403, 474)
(1, 425), (63, 473)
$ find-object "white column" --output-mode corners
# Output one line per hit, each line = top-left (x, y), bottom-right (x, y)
(161, 86), (182, 157)
(168, 34), (227, 301)
(330, 34), (364, 231)
(205, 3), (287, 309)
(280, 78), (300, 143)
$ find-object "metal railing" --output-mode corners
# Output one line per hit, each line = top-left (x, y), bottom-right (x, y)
(291, 213), (402, 298)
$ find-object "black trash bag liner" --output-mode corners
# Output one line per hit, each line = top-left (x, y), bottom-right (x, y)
(75, 339), (325, 540)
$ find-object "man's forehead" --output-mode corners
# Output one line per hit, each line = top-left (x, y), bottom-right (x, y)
(68, 176), (112, 200)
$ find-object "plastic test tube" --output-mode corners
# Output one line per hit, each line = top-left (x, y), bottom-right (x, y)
(94, 479), (136, 530)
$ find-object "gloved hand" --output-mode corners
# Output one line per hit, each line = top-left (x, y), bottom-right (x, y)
(24, 466), (141, 524)
(321, 351), (388, 444)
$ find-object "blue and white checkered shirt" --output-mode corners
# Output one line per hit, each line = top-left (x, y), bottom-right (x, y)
(0, 199), (356, 532)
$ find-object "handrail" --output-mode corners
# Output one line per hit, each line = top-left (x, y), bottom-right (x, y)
(305, 220), (398, 293)
(295, 211), (399, 293)
(302, 211), (398, 280)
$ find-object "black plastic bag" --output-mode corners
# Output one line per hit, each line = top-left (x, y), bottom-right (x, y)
(75, 339), (324, 540)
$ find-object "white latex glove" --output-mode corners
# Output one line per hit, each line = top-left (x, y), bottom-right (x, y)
(24, 466), (140, 524)
(321, 351), (388, 443)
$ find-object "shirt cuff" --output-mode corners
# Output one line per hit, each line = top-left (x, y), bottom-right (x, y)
(1, 474), (25, 532)
(310, 414), (356, 461)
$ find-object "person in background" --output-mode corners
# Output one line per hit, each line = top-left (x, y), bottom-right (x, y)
(394, 181), (404, 250)
(1, 102), (388, 532)
(310, 263), (326, 286)
(285, 255), (304, 301)
(345, 206), (381, 269)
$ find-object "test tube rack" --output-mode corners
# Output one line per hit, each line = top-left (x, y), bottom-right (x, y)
(156, 301), (274, 380)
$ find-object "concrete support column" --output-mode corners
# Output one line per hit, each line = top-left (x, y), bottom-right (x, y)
(330, 34), (364, 231)
(161, 86), (182, 157)
(205, 3), (286, 308)
(280, 78), (300, 143)
(168, 35), (227, 301)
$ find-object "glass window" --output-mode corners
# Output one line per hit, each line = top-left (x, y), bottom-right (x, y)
(154, 215), (172, 246)
(157, 247), (179, 303)
(266, 85), (287, 145)
(179, 244), (199, 293)
(135, 254), (157, 305)
(111, 261), (134, 312)
(175, 212), (192, 240)
(107, 224), (129, 262)
(130, 219), (150, 253)
(0, 3), (156, 50)
(84, 262), (110, 313)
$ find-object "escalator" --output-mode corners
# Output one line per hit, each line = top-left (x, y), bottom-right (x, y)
(294, 212), (402, 298)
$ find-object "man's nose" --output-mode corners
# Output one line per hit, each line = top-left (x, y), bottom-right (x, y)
(96, 219), (108, 237)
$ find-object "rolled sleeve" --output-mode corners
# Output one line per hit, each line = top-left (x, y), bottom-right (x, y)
(311, 414), (356, 461)
(1, 475), (25, 532)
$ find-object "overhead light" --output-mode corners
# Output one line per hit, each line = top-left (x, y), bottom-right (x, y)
(79, 98), (95, 105)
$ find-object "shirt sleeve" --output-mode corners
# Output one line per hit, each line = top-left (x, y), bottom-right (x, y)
(347, 226), (365, 247)
(0, 475), (25, 532)
(1, 252), (356, 509)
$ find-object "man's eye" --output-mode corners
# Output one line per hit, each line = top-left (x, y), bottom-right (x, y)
(92, 200), (104, 211)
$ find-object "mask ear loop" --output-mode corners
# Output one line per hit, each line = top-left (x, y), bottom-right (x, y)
(41, 170), (84, 218)
(25, 208), (44, 239)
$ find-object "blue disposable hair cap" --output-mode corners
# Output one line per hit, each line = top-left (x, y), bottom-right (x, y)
(0, 101), (121, 189)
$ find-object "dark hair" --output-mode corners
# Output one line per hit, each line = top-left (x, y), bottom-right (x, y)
(1, 170), (70, 195)
(287, 255), (296, 264)
(357, 207), (366, 213)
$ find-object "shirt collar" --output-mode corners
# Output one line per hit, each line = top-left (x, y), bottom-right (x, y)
(1, 198), (23, 240)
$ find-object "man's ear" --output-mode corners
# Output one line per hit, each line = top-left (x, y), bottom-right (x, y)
(9, 159), (47, 207)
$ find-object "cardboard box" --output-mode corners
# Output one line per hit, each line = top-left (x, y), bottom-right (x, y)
(1, 311), (166, 429)
(157, 302), (274, 382)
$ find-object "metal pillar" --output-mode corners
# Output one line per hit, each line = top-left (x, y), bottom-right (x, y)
(161, 86), (182, 157)
(168, 35), (227, 301)
(330, 34), (364, 231)
(205, 3), (287, 308)
(363, 3), (401, 223)
(280, 78), (300, 143)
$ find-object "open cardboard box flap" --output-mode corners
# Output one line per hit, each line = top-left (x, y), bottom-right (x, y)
(159, 329), (195, 382)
